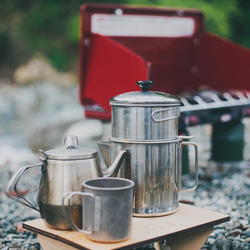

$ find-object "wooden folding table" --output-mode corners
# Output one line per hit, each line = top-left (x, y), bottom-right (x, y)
(23, 203), (230, 250)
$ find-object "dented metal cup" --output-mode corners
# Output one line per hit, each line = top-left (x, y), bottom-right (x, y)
(63, 177), (134, 243)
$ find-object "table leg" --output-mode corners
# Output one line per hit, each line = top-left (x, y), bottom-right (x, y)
(37, 234), (78, 250)
(162, 226), (213, 250)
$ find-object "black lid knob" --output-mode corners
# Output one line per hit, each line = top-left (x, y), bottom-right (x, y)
(137, 81), (153, 92)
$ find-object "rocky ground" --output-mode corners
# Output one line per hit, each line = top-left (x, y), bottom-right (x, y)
(0, 80), (249, 249)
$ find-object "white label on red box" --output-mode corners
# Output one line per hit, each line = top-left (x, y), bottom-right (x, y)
(91, 14), (195, 37)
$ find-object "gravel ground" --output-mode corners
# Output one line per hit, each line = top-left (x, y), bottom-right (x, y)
(0, 83), (249, 249)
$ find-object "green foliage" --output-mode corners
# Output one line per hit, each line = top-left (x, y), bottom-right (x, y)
(231, 0), (250, 48)
(0, 29), (9, 63)
(0, 0), (249, 72)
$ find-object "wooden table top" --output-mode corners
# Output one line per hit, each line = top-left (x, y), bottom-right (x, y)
(23, 203), (230, 250)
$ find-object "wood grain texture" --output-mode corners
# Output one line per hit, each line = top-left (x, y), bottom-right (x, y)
(23, 204), (230, 250)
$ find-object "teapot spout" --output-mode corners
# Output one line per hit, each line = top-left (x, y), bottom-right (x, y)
(97, 141), (111, 167)
(103, 150), (131, 179)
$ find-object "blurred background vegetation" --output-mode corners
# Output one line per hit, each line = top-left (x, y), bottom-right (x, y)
(0, 0), (249, 80)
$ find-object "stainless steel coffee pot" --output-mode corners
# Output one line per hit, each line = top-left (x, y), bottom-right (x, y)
(7, 135), (130, 230)
(98, 81), (198, 217)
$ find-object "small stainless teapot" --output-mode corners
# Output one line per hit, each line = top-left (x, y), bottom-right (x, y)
(6, 135), (130, 230)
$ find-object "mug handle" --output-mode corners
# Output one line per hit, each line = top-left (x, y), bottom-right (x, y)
(6, 163), (42, 212)
(62, 192), (101, 235)
(177, 139), (198, 193)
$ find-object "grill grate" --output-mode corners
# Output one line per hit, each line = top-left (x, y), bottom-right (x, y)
(179, 90), (250, 126)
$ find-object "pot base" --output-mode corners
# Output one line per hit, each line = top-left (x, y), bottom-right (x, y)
(133, 206), (179, 217)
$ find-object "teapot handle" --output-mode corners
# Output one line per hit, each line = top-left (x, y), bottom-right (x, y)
(177, 139), (198, 193)
(6, 163), (42, 212)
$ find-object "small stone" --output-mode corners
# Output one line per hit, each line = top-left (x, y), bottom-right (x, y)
(239, 221), (249, 229)
(201, 245), (209, 250)
(232, 240), (241, 250)
(231, 229), (243, 236)
(215, 238), (225, 247)
(207, 237), (216, 245)
(213, 228), (227, 236)
(223, 239), (233, 250)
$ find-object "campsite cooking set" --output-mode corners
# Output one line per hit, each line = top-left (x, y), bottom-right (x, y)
(7, 81), (198, 242)
(6, 1), (250, 244)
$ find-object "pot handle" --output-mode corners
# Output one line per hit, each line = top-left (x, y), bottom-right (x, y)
(177, 140), (198, 193)
(6, 163), (42, 212)
(63, 192), (100, 234)
(151, 107), (180, 122)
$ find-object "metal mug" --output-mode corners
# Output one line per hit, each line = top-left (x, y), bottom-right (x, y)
(63, 177), (134, 243)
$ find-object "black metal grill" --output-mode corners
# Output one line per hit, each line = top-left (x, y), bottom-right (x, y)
(179, 90), (250, 126)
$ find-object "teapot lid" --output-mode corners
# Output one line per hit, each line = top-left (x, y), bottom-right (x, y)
(110, 81), (180, 107)
(43, 135), (98, 160)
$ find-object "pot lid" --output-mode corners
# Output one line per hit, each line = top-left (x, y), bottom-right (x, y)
(110, 81), (180, 107)
(43, 135), (98, 160)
